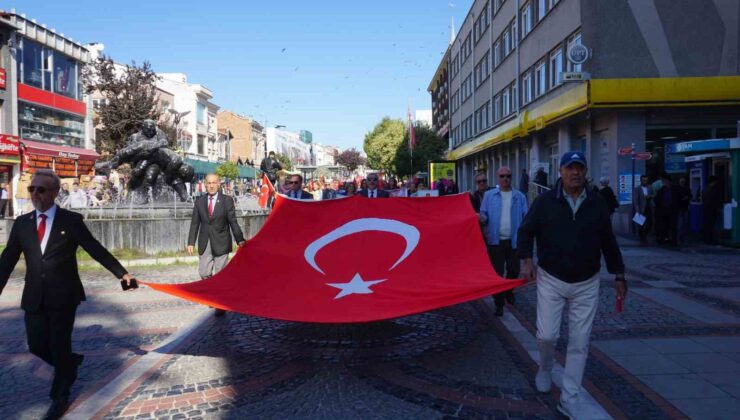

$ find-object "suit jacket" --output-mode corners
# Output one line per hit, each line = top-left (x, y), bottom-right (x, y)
(633, 185), (654, 214)
(286, 190), (313, 200)
(321, 189), (337, 200)
(0, 208), (127, 311)
(188, 193), (245, 257)
(358, 189), (390, 198)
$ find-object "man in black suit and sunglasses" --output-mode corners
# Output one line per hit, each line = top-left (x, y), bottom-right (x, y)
(0, 169), (137, 419)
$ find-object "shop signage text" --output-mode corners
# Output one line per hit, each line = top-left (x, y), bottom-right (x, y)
(617, 146), (633, 156)
(0, 135), (20, 155)
(667, 138), (733, 154)
(567, 44), (589, 65)
(0, 69), (6, 90)
(59, 151), (80, 159)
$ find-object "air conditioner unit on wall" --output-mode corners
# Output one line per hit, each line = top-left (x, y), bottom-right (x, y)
(560, 72), (591, 83)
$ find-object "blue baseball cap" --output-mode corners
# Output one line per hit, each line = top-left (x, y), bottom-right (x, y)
(560, 151), (587, 168)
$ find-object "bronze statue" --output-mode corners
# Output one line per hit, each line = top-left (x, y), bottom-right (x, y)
(95, 119), (195, 202)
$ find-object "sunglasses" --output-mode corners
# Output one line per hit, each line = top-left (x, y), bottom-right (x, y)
(27, 186), (49, 194)
(499, 174), (512, 178)
(476, 179), (487, 184)
(367, 178), (378, 182)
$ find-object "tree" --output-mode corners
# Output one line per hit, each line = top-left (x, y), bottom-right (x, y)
(216, 161), (239, 180)
(363, 118), (405, 174)
(394, 124), (448, 177)
(275, 152), (293, 171)
(83, 56), (161, 154)
(335, 148), (366, 172)
(157, 112), (179, 149)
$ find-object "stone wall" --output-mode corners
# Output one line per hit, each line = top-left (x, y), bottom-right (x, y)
(0, 213), (269, 255)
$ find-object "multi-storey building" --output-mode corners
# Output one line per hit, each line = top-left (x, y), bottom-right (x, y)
(217, 110), (256, 164)
(434, 0), (740, 239)
(266, 127), (311, 166)
(428, 45), (451, 141)
(2, 10), (101, 215)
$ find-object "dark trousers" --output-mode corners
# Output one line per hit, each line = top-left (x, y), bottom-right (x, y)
(487, 240), (519, 308)
(655, 208), (678, 245)
(703, 207), (719, 243)
(638, 209), (653, 243)
(25, 305), (78, 399)
(0, 199), (7, 218)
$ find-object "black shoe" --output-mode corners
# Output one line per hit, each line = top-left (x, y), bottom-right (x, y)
(43, 397), (70, 420)
(506, 293), (516, 305)
(494, 307), (504, 317)
(214, 308), (226, 317)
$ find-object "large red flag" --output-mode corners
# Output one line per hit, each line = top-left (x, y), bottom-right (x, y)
(144, 194), (524, 323)
(257, 174), (274, 208)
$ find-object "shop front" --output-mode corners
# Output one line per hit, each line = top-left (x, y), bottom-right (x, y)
(21, 139), (99, 177)
(0, 135), (21, 217)
(667, 138), (740, 247)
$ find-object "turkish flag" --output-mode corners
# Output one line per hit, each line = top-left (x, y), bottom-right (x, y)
(144, 194), (524, 323)
(257, 174), (274, 208)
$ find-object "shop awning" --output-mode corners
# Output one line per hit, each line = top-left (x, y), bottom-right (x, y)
(237, 165), (257, 178)
(21, 139), (100, 160)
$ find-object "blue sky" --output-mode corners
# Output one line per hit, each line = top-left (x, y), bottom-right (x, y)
(12, 1), (469, 150)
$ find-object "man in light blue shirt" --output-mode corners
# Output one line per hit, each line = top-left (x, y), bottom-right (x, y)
(479, 167), (529, 316)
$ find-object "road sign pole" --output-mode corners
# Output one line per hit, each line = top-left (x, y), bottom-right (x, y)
(631, 142), (636, 199)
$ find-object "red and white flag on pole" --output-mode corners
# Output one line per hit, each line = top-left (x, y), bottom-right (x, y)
(257, 174), (274, 208)
(408, 107), (416, 150)
(144, 194), (524, 323)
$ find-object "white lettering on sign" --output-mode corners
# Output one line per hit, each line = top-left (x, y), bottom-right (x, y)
(59, 152), (80, 159)
(0, 143), (19, 153)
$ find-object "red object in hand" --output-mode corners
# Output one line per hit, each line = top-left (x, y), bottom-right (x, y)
(616, 296), (623, 313)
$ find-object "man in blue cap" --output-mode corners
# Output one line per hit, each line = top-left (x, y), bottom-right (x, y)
(517, 151), (626, 419)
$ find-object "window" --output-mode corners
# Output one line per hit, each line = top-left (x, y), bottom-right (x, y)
(474, 2), (490, 43)
(461, 34), (472, 63)
(550, 0), (559, 8)
(535, 61), (547, 96)
(511, 83), (518, 110)
(21, 39), (43, 88)
(474, 51), (490, 87)
(494, 94), (502, 121)
(567, 31), (583, 72)
(451, 53), (460, 79)
(503, 88), (510, 116)
(538, 0), (547, 21)
(493, 0), (505, 15)
(550, 47), (563, 86)
(19, 102), (85, 147)
(53, 51), (78, 99)
(493, 40), (501, 67)
(197, 134), (205, 155)
(503, 27), (511, 56)
(197, 103), (206, 125)
(475, 100), (490, 132)
(521, 2), (533, 37)
(511, 18), (517, 46)
(522, 71), (533, 104)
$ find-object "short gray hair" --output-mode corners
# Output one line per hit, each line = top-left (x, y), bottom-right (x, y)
(599, 176), (609, 186)
(32, 169), (61, 191)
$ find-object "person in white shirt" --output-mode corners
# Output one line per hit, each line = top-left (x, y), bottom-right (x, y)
(68, 182), (88, 209)
(0, 182), (8, 218)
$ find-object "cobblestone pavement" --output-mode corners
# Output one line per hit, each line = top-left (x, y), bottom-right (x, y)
(0, 237), (739, 419)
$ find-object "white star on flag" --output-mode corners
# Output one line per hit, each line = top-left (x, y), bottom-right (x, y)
(326, 273), (386, 299)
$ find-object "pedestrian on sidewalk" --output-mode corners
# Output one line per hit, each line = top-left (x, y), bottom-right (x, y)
(0, 169), (138, 420)
(598, 177), (619, 218)
(519, 168), (530, 196)
(654, 174), (681, 246)
(187, 173), (246, 317)
(480, 167), (528, 317)
(702, 175), (723, 244)
(518, 151), (626, 419)
(632, 175), (654, 245)
(677, 177), (692, 243)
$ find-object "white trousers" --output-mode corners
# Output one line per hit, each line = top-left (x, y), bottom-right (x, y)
(536, 267), (600, 403)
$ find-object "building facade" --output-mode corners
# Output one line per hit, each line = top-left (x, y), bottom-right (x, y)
(434, 0), (740, 239)
(266, 127), (311, 166)
(2, 10), (100, 215)
(428, 46), (451, 142)
(217, 110), (256, 165)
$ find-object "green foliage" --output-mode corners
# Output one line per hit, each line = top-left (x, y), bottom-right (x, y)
(363, 118), (405, 174)
(335, 148), (366, 172)
(275, 152), (293, 171)
(216, 161), (240, 180)
(394, 124), (447, 177)
(83, 56), (161, 154)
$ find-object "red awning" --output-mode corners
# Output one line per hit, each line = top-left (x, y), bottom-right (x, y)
(21, 140), (100, 160)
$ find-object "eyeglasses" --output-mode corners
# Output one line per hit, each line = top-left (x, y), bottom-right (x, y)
(476, 179), (487, 184)
(27, 186), (48, 194)
(499, 174), (512, 179)
(287, 181), (299, 185)
(367, 178), (378, 182)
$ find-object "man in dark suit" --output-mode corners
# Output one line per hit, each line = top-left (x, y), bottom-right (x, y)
(0, 169), (137, 419)
(187, 173), (245, 316)
(633, 175), (655, 245)
(285, 174), (313, 199)
(358, 173), (390, 198)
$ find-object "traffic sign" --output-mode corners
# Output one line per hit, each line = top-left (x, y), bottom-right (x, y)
(634, 152), (652, 160)
(618, 146), (633, 156)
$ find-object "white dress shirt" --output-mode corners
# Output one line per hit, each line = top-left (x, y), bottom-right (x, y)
(36, 204), (58, 254)
(367, 189), (378, 198)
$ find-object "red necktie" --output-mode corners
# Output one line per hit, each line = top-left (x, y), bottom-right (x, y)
(208, 196), (214, 217)
(37, 214), (47, 243)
